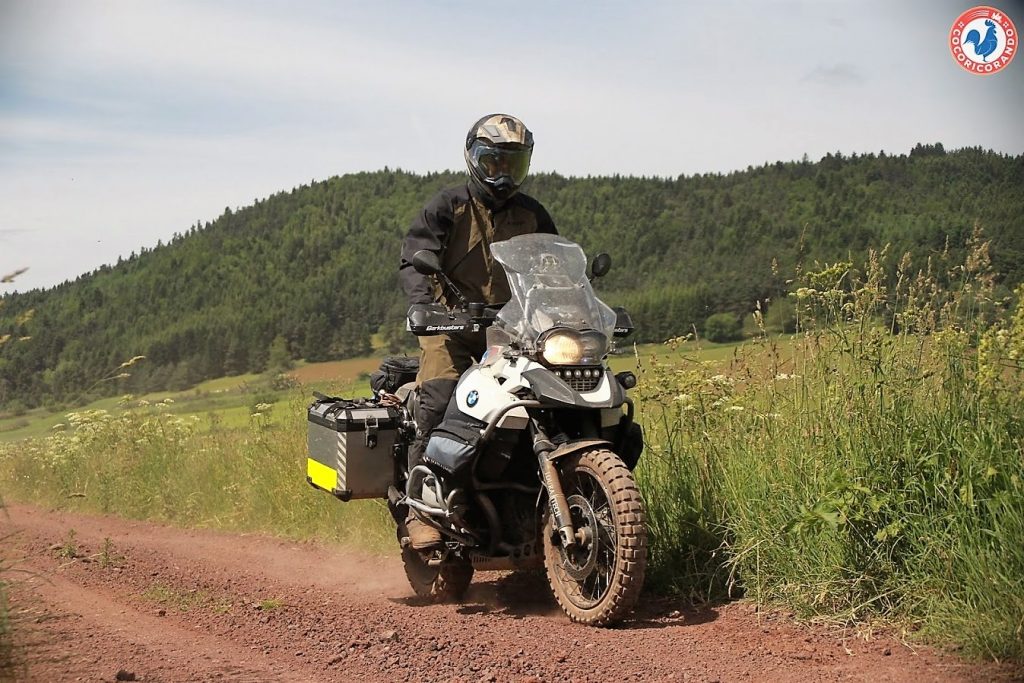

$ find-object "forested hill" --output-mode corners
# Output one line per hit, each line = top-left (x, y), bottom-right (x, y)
(1, 144), (1022, 407)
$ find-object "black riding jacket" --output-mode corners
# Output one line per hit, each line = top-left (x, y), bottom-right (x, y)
(399, 183), (557, 307)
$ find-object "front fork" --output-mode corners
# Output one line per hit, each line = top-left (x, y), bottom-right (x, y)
(531, 418), (576, 548)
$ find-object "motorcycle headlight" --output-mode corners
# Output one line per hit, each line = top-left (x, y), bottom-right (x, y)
(538, 328), (609, 366)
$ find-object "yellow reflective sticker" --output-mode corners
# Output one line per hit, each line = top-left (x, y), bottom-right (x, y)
(306, 458), (337, 492)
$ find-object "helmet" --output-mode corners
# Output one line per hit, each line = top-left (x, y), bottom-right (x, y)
(464, 114), (533, 203)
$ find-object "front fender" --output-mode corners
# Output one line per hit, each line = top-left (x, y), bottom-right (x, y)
(546, 438), (614, 462)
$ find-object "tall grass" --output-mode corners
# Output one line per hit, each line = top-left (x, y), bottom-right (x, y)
(0, 394), (394, 552)
(0, 493), (14, 683)
(635, 232), (1024, 660)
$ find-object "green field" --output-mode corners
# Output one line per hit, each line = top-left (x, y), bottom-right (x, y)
(0, 357), (380, 442)
(0, 340), (745, 443)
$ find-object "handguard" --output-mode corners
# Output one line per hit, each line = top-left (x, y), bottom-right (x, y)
(407, 303), (500, 336)
(612, 306), (635, 338)
(407, 304), (470, 336)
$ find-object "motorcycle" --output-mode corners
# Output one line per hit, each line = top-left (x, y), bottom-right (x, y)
(307, 233), (646, 626)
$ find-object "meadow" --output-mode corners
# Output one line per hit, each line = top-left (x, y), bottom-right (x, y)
(1, 239), (1021, 662)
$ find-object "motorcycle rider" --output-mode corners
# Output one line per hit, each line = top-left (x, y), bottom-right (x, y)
(399, 113), (557, 549)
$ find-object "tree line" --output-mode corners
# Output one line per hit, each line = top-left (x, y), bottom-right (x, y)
(1, 144), (1021, 408)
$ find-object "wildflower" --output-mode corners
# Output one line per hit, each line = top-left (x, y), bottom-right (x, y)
(794, 287), (818, 300)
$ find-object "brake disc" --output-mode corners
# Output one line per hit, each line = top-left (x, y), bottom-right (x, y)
(559, 494), (599, 581)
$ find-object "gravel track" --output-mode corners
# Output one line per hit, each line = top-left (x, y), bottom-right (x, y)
(2, 504), (1017, 682)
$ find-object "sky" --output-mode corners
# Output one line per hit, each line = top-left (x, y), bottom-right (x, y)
(2, 0), (1023, 293)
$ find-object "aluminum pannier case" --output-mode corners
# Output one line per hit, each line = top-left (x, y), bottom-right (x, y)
(306, 395), (398, 501)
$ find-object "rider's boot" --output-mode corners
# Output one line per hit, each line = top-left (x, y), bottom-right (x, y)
(404, 435), (443, 550)
(405, 514), (443, 550)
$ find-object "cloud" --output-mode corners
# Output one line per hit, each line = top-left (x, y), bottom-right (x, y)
(802, 63), (865, 86)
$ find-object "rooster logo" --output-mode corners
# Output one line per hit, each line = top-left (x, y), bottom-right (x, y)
(949, 6), (1018, 75)
(964, 19), (1000, 61)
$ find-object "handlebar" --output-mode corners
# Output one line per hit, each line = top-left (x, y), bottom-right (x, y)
(407, 302), (502, 336)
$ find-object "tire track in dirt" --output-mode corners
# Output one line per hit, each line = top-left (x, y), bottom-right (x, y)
(2, 504), (1017, 682)
(15, 571), (313, 682)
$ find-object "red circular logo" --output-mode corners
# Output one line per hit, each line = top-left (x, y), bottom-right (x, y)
(950, 5), (1015, 74)
(950, 6), (1017, 74)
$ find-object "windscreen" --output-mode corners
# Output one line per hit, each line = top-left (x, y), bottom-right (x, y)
(490, 233), (617, 344)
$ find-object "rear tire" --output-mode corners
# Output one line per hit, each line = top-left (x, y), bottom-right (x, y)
(543, 448), (647, 626)
(401, 546), (474, 602)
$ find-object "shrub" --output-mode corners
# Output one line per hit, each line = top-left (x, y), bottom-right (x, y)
(764, 297), (798, 333)
(249, 390), (279, 413)
(2, 400), (27, 418)
(703, 312), (742, 342)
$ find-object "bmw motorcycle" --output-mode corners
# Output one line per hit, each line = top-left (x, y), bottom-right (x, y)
(308, 233), (646, 626)
(395, 232), (643, 626)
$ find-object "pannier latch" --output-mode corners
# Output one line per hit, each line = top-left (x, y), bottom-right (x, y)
(364, 416), (379, 449)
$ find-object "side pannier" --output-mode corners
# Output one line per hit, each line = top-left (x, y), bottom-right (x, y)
(306, 394), (398, 501)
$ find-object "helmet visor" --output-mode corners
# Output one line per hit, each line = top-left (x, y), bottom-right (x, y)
(469, 143), (531, 186)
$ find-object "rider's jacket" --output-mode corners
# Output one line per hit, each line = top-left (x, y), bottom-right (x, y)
(400, 183), (557, 308)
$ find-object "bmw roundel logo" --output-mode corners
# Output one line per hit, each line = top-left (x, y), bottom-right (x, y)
(466, 390), (479, 407)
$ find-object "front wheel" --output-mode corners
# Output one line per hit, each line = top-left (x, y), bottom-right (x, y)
(543, 449), (647, 626)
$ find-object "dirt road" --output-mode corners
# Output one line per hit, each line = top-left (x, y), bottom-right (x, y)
(1, 504), (1016, 682)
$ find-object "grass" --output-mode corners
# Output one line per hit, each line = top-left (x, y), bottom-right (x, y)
(0, 389), (396, 552)
(0, 360), (372, 443)
(0, 494), (15, 683)
(634, 239), (1024, 661)
(57, 529), (78, 560)
(0, 343), (727, 442)
(0, 238), (1020, 661)
(257, 598), (283, 611)
(142, 583), (232, 614)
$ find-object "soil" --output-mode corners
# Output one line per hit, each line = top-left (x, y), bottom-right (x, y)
(2, 503), (1019, 683)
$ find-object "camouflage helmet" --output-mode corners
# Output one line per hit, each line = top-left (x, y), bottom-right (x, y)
(464, 114), (534, 202)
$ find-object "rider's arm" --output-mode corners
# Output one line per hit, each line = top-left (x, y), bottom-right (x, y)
(400, 191), (455, 305)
